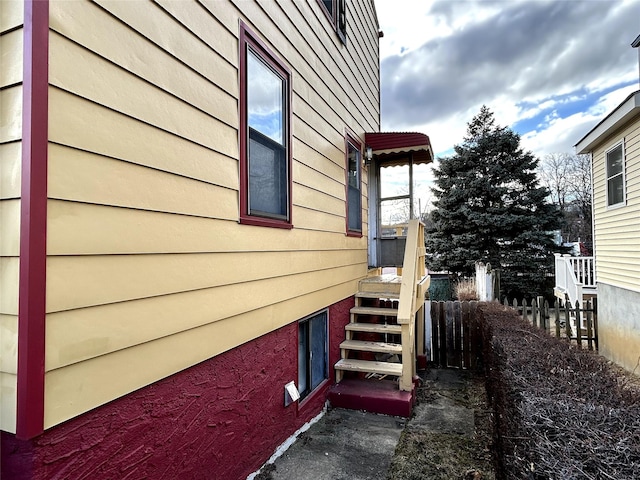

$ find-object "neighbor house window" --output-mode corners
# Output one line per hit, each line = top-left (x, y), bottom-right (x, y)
(346, 135), (362, 235)
(298, 310), (328, 400)
(240, 23), (292, 228)
(317, 0), (346, 44)
(606, 141), (625, 207)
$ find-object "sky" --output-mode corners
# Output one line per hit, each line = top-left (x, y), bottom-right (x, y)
(374, 0), (640, 211)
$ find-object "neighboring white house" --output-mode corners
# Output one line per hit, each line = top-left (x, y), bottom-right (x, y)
(574, 35), (640, 373)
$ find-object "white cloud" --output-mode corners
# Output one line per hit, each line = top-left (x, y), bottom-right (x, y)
(376, 0), (639, 159)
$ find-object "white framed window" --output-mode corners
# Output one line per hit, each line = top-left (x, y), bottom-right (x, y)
(605, 140), (625, 207)
(298, 310), (328, 400)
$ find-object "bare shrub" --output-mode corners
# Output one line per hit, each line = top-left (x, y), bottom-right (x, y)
(455, 278), (478, 301)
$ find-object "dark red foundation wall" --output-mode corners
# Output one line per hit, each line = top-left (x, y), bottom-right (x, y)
(1, 296), (353, 480)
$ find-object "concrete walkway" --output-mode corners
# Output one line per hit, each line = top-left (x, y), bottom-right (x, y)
(252, 369), (488, 480)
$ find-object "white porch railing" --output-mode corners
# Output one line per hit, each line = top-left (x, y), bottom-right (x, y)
(553, 254), (596, 307)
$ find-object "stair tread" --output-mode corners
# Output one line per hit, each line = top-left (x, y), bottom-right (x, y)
(351, 306), (398, 316)
(358, 276), (402, 295)
(340, 340), (402, 353)
(345, 323), (402, 334)
(356, 291), (400, 299)
(335, 359), (403, 376)
(340, 339), (402, 353)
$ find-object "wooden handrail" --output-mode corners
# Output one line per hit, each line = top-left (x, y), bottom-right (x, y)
(397, 219), (427, 391)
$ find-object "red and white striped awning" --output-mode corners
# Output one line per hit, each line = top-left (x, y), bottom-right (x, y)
(364, 132), (433, 166)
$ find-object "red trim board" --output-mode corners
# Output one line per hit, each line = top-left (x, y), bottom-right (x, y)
(17, 0), (49, 440)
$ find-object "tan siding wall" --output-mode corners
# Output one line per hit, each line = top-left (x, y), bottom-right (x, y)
(44, 0), (379, 427)
(592, 116), (640, 293)
(0, 0), (23, 434)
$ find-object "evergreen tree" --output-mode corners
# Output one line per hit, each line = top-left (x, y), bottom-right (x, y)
(426, 106), (561, 299)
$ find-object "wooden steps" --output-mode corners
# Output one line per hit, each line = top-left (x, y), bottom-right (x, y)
(334, 359), (402, 376)
(344, 323), (401, 334)
(331, 221), (426, 417)
(339, 339), (402, 354)
(350, 306), (398, 316)
(358, 274), (402, 294)
(356, 291), (400, 300)
(336, 276), (404, 385)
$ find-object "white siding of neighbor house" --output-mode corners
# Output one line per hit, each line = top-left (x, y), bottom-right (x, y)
(591, 114), (640, 294)
(41, 0), (379, 428)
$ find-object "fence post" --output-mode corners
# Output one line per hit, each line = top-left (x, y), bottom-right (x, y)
(453, 301), (462, 368)
(536, 296), (544, 329)
(593, 297), (598, 351)
(586, 299), (594, 351)
(475, 262), (488, 301)
(554, 300), (561, 338)
(438, 301), (447, 367)
(462, 301), (471, 368)
(531, 298), (538, 328)
(564, 299), (573, 339)
(575, 300), (582, 348)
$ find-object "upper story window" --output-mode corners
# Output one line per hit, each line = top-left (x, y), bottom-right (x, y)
(606, 141), (625, 207)
(318, 0), (346, 44)
(345, 134), (362, 235)
(240, 23), (292, 229)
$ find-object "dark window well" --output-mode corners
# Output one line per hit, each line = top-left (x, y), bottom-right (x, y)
(298, 310), (328, 400)
(240, 23), (292, 228)
(606, 142), (624, 207)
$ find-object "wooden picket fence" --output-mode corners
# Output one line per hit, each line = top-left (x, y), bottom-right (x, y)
(428, 297), (599, 369)
(430, 301), (482, 369)
(504, 297), (598, 351)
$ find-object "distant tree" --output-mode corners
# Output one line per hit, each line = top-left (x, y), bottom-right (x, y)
(537, 153), (592, 253)
(426, 106), (562, 299)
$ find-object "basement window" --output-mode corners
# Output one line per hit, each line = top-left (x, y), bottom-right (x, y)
(298, 310), (328, 400)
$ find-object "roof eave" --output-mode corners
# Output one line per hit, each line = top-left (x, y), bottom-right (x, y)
(575, 90), (640, 154)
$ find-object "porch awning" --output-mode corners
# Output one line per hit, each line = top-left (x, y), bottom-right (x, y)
(365, 132), (434, 166)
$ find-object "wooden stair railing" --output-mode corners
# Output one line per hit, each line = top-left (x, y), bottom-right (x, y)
(397, 218), (428, 391)
(335, 219), (429, 392)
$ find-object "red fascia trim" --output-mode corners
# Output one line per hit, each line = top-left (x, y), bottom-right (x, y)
(238, 22), (293, 230)
(17, 0), (49, 440)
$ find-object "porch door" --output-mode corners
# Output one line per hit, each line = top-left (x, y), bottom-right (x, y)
(370, 155), (419, 267)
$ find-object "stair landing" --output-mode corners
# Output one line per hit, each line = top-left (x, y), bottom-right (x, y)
(328, 378), (417, 417)
(359, 274), (402, 295)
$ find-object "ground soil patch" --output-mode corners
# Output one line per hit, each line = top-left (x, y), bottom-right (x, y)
(387, 370), (495, 480)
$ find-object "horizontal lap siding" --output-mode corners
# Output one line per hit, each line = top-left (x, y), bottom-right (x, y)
(0, 0), (23, 434)
(44, 0), (379, 427)
(592, 118), (640, 293)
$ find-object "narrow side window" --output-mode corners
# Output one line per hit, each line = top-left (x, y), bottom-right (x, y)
(240, 23), (292, 228)
(346, 134), (362, 235)
(605, 141), (625, 207)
